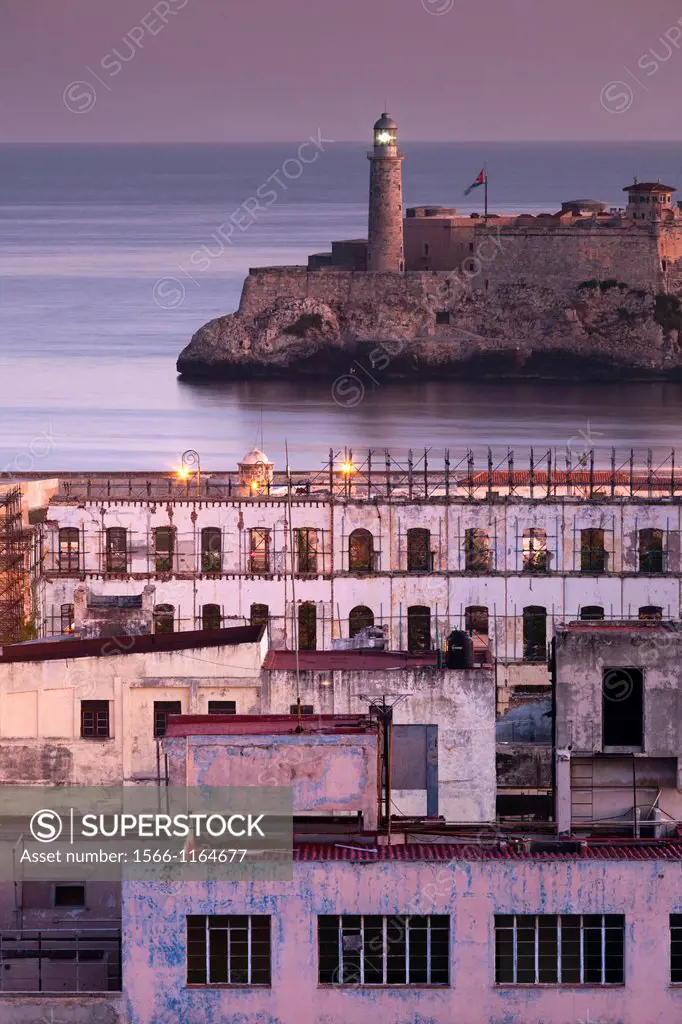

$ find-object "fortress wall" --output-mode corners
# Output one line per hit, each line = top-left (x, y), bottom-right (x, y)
(237, 226), (676, 321)
(478, 227), (664, 296)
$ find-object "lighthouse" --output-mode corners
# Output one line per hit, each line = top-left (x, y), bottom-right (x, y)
(367, 113), (405, 272)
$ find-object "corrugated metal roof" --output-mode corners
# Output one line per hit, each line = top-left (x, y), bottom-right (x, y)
(293, 841), (682, 862)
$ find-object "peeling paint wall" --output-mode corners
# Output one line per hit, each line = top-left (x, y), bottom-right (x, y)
(164, 732), (379, 829)
(121, 857), (682, 1024)
(0, 996), (122, 1023)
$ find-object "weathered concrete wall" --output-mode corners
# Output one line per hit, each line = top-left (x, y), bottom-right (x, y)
(122, 856), (682, 1024)
(0, 996), (122, 1023)
(263, 667), (496, 822)
(555, 624), (682, 829)
(496, 743), (552, 789)
(0, 636), (265, 784)
(164, 732), (379, 829)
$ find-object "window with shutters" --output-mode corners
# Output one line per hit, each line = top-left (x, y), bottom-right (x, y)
(407, 606), (431, 653)
(580, 528), (607, 573)
(298, 602), (317, 651)
(407, 528), (431, 572)
(153, 700), (181, 738)
(186, 915), (271, 986)
(671, 914), (682, 983)
(318, 915), (449, 986)
(523, 606), (546, 662)
(202, 604), (221, 631)
(349, 529), (374, 572)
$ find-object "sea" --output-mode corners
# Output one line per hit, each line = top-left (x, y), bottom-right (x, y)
(2, 141), (682, 473)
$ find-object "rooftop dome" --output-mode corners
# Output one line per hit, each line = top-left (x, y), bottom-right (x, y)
(373, 112), (397, 132)
(240, 447), (270, 466)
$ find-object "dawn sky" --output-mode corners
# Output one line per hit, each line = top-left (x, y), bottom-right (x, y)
(3, 0), (682, 142)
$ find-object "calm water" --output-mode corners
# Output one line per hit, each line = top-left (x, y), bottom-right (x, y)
(2, 142), (682, 471)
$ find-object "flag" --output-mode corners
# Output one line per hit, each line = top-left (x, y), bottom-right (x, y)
(464, 168), (486, 196)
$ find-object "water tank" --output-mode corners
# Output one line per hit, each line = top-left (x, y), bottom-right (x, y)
(446, 630), (474, 669)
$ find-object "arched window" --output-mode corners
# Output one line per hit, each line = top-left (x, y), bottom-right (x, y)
(153, 603), (175, 634)
(58, 527), (80, 573)
(349, 605), (374, 637)
(465, 605), (489, 635)
(639, 605), (663, 620)
(202, 604), (221, 631)
(580, 528), (606, 573)
(298, 602), (317, 651)
(639, 528), (664, 573)
(407, 528), (431, 572)
(464, 529), (490, 572)
(250, 603), (269, 629)
(580, 605), (604, 621)
(523, 528), (548, 572)
(407, 605), (431, 653)
(349, 529), (374, 572)
(105, 527), (127, 573)
(523, 606), (546, 662)
(153, 526), (175, 572)
(60, 603), (74, 634)
(201, 527), (222, 573)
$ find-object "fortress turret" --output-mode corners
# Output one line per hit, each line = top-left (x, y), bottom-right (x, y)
(624, 180), (677, 222)
(367, 113), (405, 272)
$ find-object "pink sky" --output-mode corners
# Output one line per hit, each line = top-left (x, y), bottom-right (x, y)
(2, 0), (682, 141)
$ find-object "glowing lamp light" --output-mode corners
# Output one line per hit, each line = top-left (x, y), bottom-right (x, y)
(250, 479), (260, 494)
(177, 466), (189, 481)
(376, 131), (392, 144)
(340, 460), (355, 475)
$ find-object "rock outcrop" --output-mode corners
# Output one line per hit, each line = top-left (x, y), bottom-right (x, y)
(177, 273), (682, 381)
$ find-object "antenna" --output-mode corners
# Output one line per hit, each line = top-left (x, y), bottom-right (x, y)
(358, 693), (409, 833)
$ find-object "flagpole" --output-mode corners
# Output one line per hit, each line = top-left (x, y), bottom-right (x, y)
(484, 163), (488, 223)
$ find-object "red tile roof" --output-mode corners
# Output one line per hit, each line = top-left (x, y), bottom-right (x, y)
(0, 624), (265, 664)
(293, 840), (682, 862)
(165, 713), (376, 737)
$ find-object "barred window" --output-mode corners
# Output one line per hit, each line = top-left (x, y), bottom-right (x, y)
(153, 526), (175, 572)
(202, 604), (221, 631)
(297, 528), (318, 573)
(249, 528), (270, 574)
(349, 529), (374, 572)
(208, 701), (236, 715)
(523, 528), (548, 572)
(201, 527), (222, 573)
(318, 915), (449, 986)
(671, 914), (682, 983)
(105, 527), (128, 573)
(58, 527), (80, 573)
(407, 528), (431, 572)
(580, 528), (607, 573)
(639, 528), (664, 573)
(187, 915), (271, 985)
(495, 914), (624, 985)
(464, 528), (490, 572)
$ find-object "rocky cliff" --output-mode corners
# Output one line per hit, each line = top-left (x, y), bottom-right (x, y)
(176, 272), (682, 381)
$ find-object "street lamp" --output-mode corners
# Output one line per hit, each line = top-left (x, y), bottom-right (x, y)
(180, 450), (201, 496)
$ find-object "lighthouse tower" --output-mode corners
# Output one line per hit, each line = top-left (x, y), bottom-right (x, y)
(367, 113), (405, 272)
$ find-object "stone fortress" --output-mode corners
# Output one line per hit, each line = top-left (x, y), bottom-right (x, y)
(177, 114), (682, 380)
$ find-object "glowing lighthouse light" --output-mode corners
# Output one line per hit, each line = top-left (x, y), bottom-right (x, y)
(376, 131), (392, 145)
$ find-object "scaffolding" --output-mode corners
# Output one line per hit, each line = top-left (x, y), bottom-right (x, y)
(0, 487), (27, 643)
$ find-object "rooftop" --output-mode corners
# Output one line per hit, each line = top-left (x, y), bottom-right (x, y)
(623, 181), (676, 193)
(292, 837), (682, 862)
(263, 649), (491, 671)
(164, 713), (376, 737)
(561, 620), (680, 633)
(0, 624), (265, 664)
